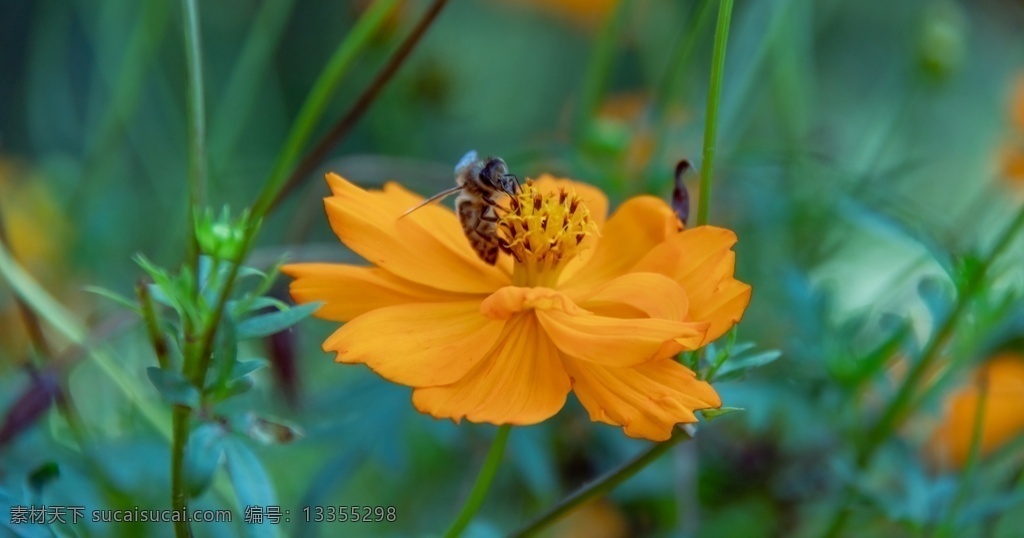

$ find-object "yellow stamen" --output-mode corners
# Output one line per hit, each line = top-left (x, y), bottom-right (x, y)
(498, 180), (598, 287)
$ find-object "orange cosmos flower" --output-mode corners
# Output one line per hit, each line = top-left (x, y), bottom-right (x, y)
(929, 352), (1024, 468)
(505, 0), (619, 28)
(283, 172), (750, 441)
(1001, 75), (1024, 184)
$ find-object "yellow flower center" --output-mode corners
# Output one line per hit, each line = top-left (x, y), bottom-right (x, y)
(498, 180), (597, 287)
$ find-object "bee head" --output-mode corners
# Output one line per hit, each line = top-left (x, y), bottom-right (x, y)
(479, 157), (520, 195)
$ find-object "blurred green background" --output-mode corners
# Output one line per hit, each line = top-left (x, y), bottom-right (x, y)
(2, 0), (1024, 536)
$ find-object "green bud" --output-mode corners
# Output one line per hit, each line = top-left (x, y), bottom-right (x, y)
(918, 1), (966, 81)
(194, 206), (252, 260)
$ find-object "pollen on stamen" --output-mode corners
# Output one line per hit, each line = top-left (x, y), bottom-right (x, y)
(498, 179), (599, 286)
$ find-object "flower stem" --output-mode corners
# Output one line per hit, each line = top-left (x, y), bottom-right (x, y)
(264, 0), (449, 215)
(936, 372), (989, 537)
(822, 204), (1024, 538)
(136, 281), (170, 370)
(696, 0), (734, 227)
(171, 405), (193, 538)
(256, 0), (398, 214)
(180, 0), (207, 275)
(444, 425), (512, 538)
(175, 1), (206, 534)
(511, 425), (695, 537)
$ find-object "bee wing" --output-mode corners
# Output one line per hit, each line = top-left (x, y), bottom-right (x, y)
(455, 150), (479, 173)
(398, 185), (464, 219)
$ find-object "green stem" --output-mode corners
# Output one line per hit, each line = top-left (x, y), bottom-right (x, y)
(264, 0), (449, 214)
(254, 0), (398, 215)
(823, 204), (1024, 538)
(171, 405), (193, 538)
(696, 0), (734, 227)
(175, 2), (206, 534)
(511, 425), (695, 537)
(191, 0), (446, 393)
(936, 372), (989, 537)
(181, 0), (207, 275)
(444, 425), (512, 538)
(136, 280), (171, 370)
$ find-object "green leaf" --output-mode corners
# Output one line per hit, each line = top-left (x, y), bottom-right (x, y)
(713, 350), (782, 381)
(217, 377), (255, 401)
(146, 283), (178, 311)
(211, 312), (239, 388)
(82, 286), (140, 312)
(224, 438), (280, 538)
(229, 296), (290, 317)
(237, 266), (267, 281)
(184, 423), (225, 497)
(701, 407), (744, 421)
(230, 359), (267, 381)
(145, 367), (200, 408)
(235, 302), (321, 340)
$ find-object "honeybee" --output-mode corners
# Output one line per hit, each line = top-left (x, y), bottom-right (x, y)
(400, 151), (520, 265)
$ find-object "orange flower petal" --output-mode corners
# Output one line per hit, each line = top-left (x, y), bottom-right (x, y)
(631, 226), (751, 344)
(282, 263), (468, 322)
(569, 272), (690, 321)
(560, 196), (679, 289)
(564, 358), (721, 441)
(322, 173), (509, 293)
(412, 314), (571, 425)
(932, 353), (1024, 467)
(322, 302), (503, 387)
(379, 182), (515, 276)
(479, 286), (584, 320)
(538, 309), (706, 367)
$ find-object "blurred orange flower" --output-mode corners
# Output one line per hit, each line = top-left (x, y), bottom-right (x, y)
(504, 0), (619, 27)
(1000, 75), (1024, 183)
(929, 352), (1024, 468)
(284, 173), (750, 440)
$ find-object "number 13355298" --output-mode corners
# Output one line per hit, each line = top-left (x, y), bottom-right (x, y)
(301, 506), (396, 523)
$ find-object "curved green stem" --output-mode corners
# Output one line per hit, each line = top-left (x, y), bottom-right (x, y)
(696, 0), (734, 227)
(511, 425), (695, 537)
(265, 0), (449, 214)
(444, 425), (512, 538)
(255, 0), (398, 215)
(822, 204), (1024, 538)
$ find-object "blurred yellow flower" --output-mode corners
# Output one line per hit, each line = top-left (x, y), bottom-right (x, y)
(0, 161), (67, 273)
(0, 160), (72, 357)
(284, 173), (750, 441)
(929, 352), (1024, 468)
